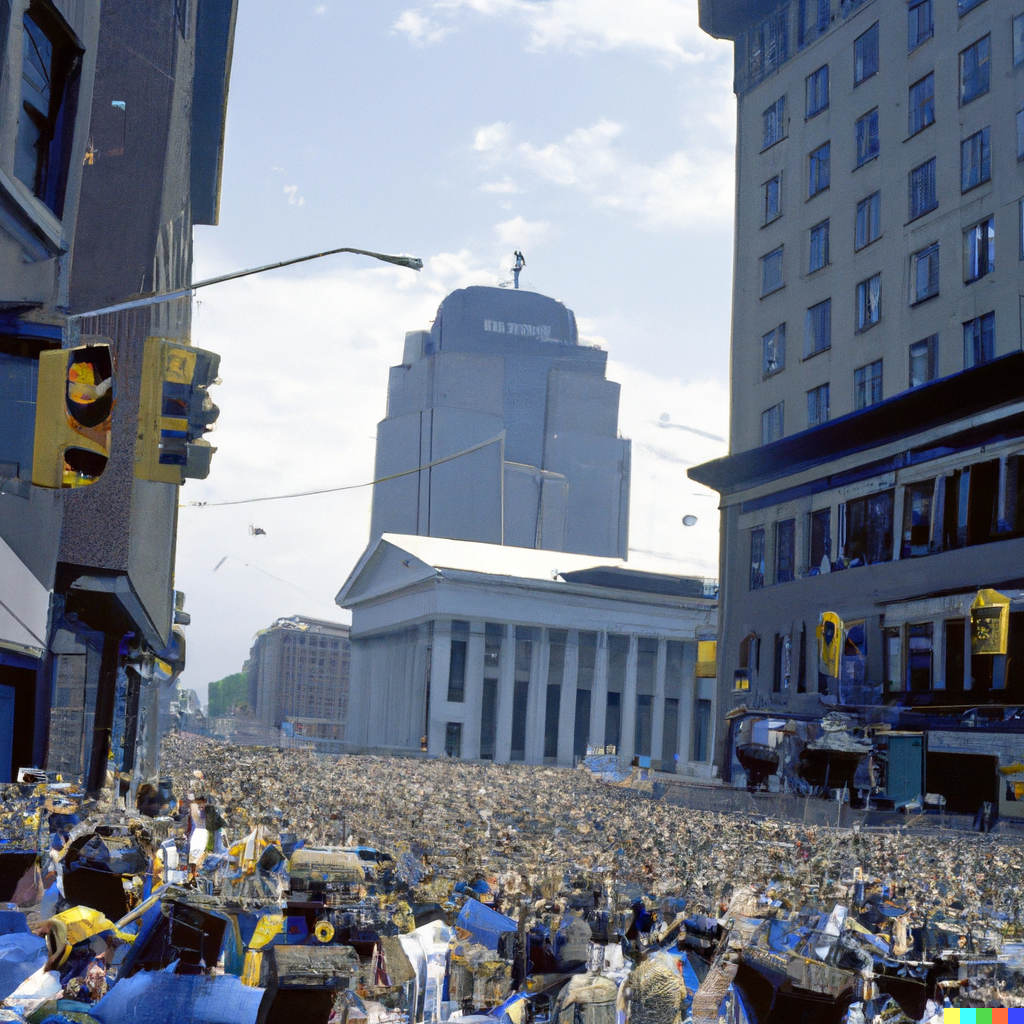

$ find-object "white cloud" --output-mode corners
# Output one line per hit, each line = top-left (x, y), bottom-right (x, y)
(480, 175), (519, 194)
(610, 359), (727, 579)
(283, 184), (305, 207)
(393, 9), (451, 44)
(473, 121), (511, 152)
(394, 0), (726, 62)
(474, 119), (734, 230)
(494, 215), (550, 247)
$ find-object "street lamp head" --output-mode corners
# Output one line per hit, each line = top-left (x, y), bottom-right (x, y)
(377, 253), (423, 271)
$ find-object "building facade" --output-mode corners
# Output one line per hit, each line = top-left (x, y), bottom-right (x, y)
(337, 534), (718, 770)
(247, 616), (352, 753)
(693, 0), (1024, 772)
(0, 0), (237, 788)
(370, 286), (631, 559)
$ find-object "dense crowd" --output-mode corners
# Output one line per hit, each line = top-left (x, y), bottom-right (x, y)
(162, 733), (1024, 937)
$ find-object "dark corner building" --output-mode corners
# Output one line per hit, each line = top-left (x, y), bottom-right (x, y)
(692, 0), (1024, 815)
(0, 0), (237, 790)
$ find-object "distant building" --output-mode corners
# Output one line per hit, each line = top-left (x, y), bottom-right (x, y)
(336, 534), (718, 771)
(370, 286), (631, 559)
(247, 617), (351, 752)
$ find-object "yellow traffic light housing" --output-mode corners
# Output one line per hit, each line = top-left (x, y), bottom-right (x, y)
(817, 611), (843, 677)
(32, 344), (113, 488)
(972, 589), (1010, 655)
(136, 337), (220, 483)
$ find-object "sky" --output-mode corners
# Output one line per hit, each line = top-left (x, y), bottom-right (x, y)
(177, 0), (738, 701)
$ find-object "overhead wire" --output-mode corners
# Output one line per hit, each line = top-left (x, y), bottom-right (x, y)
(183, 432), (506, 508)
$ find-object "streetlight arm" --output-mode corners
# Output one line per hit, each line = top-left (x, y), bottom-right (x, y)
(70, 246), (423, 320)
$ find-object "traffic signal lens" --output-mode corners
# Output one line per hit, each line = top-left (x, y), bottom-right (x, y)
(65, 346), (113, 428)
(62, 447), (108, 488)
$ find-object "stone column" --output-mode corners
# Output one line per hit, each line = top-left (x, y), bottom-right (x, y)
(963, 618), (973, 692)
(463, 621), (486, 758)
(999, 455), (1018, 534)
(525, 630), (549, 764)
(495, 624), (515, 762)
(427, 620), (451, 756)
(651, 639), (667, 768)
(677, 640), (697, 764)
(932, 618), (945, 691)
(590, 632), (609, 751)
(619, 635), (639, 761)
(892, 486), (906, 561)
(557, 630), (579, 766)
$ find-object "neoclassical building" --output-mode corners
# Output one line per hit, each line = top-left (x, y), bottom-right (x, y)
(336, 534), (718, 772)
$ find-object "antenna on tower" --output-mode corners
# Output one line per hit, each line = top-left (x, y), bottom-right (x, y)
(511, 251), (526, 289)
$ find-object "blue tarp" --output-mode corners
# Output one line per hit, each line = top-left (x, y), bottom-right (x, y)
(456, 898), (517, 951)
(92, 971), (264, 1024)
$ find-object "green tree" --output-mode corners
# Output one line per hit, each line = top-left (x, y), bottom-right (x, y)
(207, 671), (248, 717)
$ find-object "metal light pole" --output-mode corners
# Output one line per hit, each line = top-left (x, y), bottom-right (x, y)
(70, 246), (423, 319)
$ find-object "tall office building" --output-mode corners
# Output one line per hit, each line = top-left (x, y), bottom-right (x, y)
(693, 0), (1024, 769)
(370, 285), (631, 559)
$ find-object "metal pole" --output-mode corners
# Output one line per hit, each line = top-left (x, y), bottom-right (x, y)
(70, 246), (423, 320)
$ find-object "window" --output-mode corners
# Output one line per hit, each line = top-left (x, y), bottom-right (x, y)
(1015, 13), (1024, 67)
(960, 36), (991, 105)
(750, 528), (765, 589)
(13, 4), (82, 218)
(913, 243), (939, 303)
(748, 10), (789, 87)
(809, 219), (829, 272)
(909, 335), (938, 387)
(909, 158), (937, 219)
(854, 359), (883, 409)
(901, 480), (935, 557)
(760, 247), (784, 295)
(1018, 109), (1024, 161)
(776, 519), (796, 583)
(942, 460), (1000, 548)
(854, 23), (879, 84)
(763, 324), (785, 375)
(958, 0), (986, 14)
(908, 74), (935, 136)
(447, 621), (468, 701)
(855, 192), (881, 249)
(963, 311), (995, 367)
(961, 128), (991, 192)
(908, 0), (933, 50)
(964, 217), (995, 282)
(762, 402), (784, 444)
(807, 383), (830, 427)
(855, 109), (879, 166)
(810, 509), (831, 571)
(907, 624), (933, 692)
(806, 65), (829, 117)
(692, 700), (712, 762)
(444, 722), (462, 758)
(762, 96), (786, 150)
(805, 298), (831, 355)
(856, 273), (881, 330)
(764, 174), (782, 222)
(808, 142), (830, 196)
(842, 490), (894, 565)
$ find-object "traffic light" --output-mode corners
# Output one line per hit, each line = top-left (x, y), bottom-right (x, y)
(136, 337), (220, 483)
(32, 343), (113, 488)
(817, 611), (843, 677)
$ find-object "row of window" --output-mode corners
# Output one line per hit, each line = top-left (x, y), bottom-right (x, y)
(750, 450), (1022, 589)
(760, 314), (993, 442)
(766, 28), (993, 156)
(763, 123), (997, 247)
